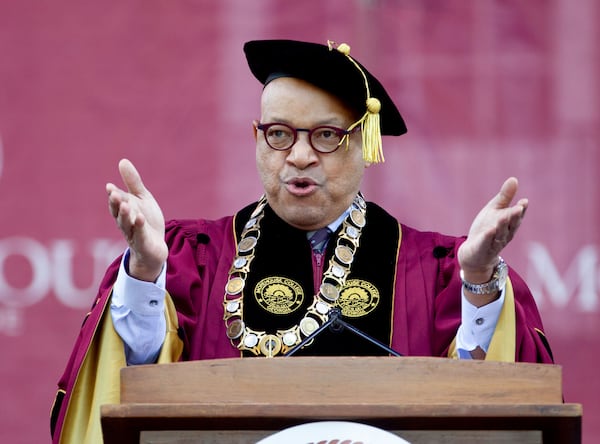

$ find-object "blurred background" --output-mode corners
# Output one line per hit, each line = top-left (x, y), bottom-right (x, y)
(0, 0), (598, 442)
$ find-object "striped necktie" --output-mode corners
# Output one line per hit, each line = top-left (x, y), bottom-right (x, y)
(309, 228), (331, 253)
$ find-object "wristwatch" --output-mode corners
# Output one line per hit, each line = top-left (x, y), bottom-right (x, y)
(460, 257), (508, 295)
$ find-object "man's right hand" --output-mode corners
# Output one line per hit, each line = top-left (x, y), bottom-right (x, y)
(106, 159), (168, 282)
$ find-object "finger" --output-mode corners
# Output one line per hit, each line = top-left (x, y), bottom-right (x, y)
(107, 186), (137, 229)
(107, 183), (125, 218)
(115, 200), (134, 228)
(115, 201), (146, 241)
(517, 198), (528, 217)
(108, 197), (120, 219)
(106, 182), (117, 194)
(493, 203), (527, 245)
(506, 205), (527, 236)
(118, 158), (147, 196)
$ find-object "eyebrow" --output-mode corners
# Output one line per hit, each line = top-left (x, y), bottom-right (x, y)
(262, 116), (350, 128)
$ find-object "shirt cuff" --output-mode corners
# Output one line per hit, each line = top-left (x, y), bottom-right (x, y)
(112, 249), (167, 316)
(456, 283), (506, 357)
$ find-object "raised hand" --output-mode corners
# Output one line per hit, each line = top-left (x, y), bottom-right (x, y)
(457, 177), (528, 305)
(106, 159), (168, 281)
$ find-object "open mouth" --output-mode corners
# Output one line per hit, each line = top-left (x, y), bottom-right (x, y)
(286, 178), (318, 195)
(294, 180), (312, 188)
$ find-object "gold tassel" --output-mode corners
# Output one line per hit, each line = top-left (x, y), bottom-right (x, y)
(362, 97), (384, 163)
(329, 41), (385, 163)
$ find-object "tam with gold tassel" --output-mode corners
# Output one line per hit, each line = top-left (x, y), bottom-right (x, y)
(244, 39), (407, 161)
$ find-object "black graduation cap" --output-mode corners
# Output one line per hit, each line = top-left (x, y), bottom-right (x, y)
(244, 39), (407, 163)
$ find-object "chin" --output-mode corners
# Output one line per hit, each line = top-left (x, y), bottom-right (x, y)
(267, 192), (332, 229)
(276, 206), (326, 230)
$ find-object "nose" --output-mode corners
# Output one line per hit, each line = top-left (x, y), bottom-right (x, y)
(286, 132), (319, 169)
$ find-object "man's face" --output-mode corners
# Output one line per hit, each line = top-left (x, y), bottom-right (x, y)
(254, 77), (367, 231)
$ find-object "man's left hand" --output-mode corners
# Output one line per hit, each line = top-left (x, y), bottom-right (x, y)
(457, 177), (527, 306)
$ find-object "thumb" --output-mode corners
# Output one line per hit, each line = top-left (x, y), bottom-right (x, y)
(494, 177), (519, 209)
(118, 158), (147, 196)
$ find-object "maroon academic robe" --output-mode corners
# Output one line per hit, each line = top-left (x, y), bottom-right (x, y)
(51, 201), (553, 443)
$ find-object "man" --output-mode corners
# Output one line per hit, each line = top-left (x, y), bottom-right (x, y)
(51, 39), (553, 443)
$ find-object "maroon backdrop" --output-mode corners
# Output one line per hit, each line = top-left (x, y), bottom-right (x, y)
(1, 1), (598, 442)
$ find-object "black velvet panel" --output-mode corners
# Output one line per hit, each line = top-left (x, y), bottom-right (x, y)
(234, 201), (400, 356)
(50, 390), (65, 438)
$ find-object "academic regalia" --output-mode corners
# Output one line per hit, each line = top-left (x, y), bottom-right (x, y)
(51, 200), (553, 444)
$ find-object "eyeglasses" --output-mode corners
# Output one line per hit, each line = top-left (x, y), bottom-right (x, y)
(256, 122), (360, 154)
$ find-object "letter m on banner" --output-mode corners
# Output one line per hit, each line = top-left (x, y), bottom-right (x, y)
(527, 242), (599, 312)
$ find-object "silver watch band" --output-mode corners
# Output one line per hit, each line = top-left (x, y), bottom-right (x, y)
(460, 257), (507, 295)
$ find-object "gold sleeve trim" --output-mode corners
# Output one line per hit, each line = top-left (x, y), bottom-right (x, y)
(59, 291), (182, 443)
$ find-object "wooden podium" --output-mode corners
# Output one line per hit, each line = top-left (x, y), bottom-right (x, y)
(101, 356), (581, 443)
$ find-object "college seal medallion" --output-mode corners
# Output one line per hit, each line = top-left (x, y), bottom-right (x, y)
(338, 279), (380, 317)
(254, 277), (304, 315)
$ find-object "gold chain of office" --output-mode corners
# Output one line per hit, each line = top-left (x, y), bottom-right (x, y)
(222, 194), (367, 357)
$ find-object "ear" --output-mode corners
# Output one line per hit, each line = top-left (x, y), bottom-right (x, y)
(252, 120), (259, 141)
